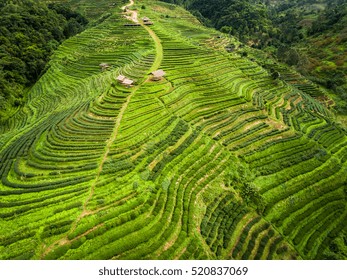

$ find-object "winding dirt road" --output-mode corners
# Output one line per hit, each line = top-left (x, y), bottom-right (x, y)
(41, 0), (164, 259)
(122, 0), (139, 23)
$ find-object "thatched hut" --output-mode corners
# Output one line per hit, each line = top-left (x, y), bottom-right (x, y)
(123, 79), (133, 85)
(116, 75), (126, 82)
(151, 69), (166, 81)
(122, 78), (134, 87)
(142, 17), (153, 25)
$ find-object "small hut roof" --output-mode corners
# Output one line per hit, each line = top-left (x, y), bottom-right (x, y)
(99, 63), (109, 67)
(117, 75), (126, 81)
(152, 69), (166, 77)
(142, 17), (150, 21)
(122, 79), (134, 85)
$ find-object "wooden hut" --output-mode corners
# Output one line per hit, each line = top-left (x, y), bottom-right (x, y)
(122, 78), (134, 87)
(151, 69), (166, 81)
(116, 75), (133, 87)
(116, 75), (126, 82)
(142, 17), (153, 25)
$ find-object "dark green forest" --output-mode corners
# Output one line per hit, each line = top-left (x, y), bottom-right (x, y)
(161, 0), (347, 116)
(0, 0), (87, 120)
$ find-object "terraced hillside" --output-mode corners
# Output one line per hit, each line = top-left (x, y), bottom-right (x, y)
(0, 0), (346, 260)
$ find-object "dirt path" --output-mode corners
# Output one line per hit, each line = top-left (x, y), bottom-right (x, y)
(123, 0), (163, 71)
(41, 0), (164, 259)
(121, 0), (134, 11)
(144, 26), (163, 72)
(41, 90), (135, 258)
(79, 0), (163, 235)
(122, 0), (139, 23)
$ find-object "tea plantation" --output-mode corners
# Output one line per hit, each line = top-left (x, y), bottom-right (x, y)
(0, 0), (346, 260)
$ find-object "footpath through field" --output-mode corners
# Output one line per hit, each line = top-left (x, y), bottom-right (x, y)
(122, 0), (139, 23)
(122, 0), (162, 71)
(42, 0), (164, 258)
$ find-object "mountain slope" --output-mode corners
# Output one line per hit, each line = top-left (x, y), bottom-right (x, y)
(0, 0), (346, 260)
(162, 0), (347, 118)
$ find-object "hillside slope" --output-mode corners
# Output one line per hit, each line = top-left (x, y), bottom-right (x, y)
(162, 0), (347, 118)
(0, 0), (346, 260)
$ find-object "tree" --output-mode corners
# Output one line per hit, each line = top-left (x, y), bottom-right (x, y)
(241, 51), (248, 57)
(270, 68), (280, 79)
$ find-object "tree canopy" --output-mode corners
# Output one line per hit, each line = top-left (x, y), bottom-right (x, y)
(0, 0), (88, 119)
